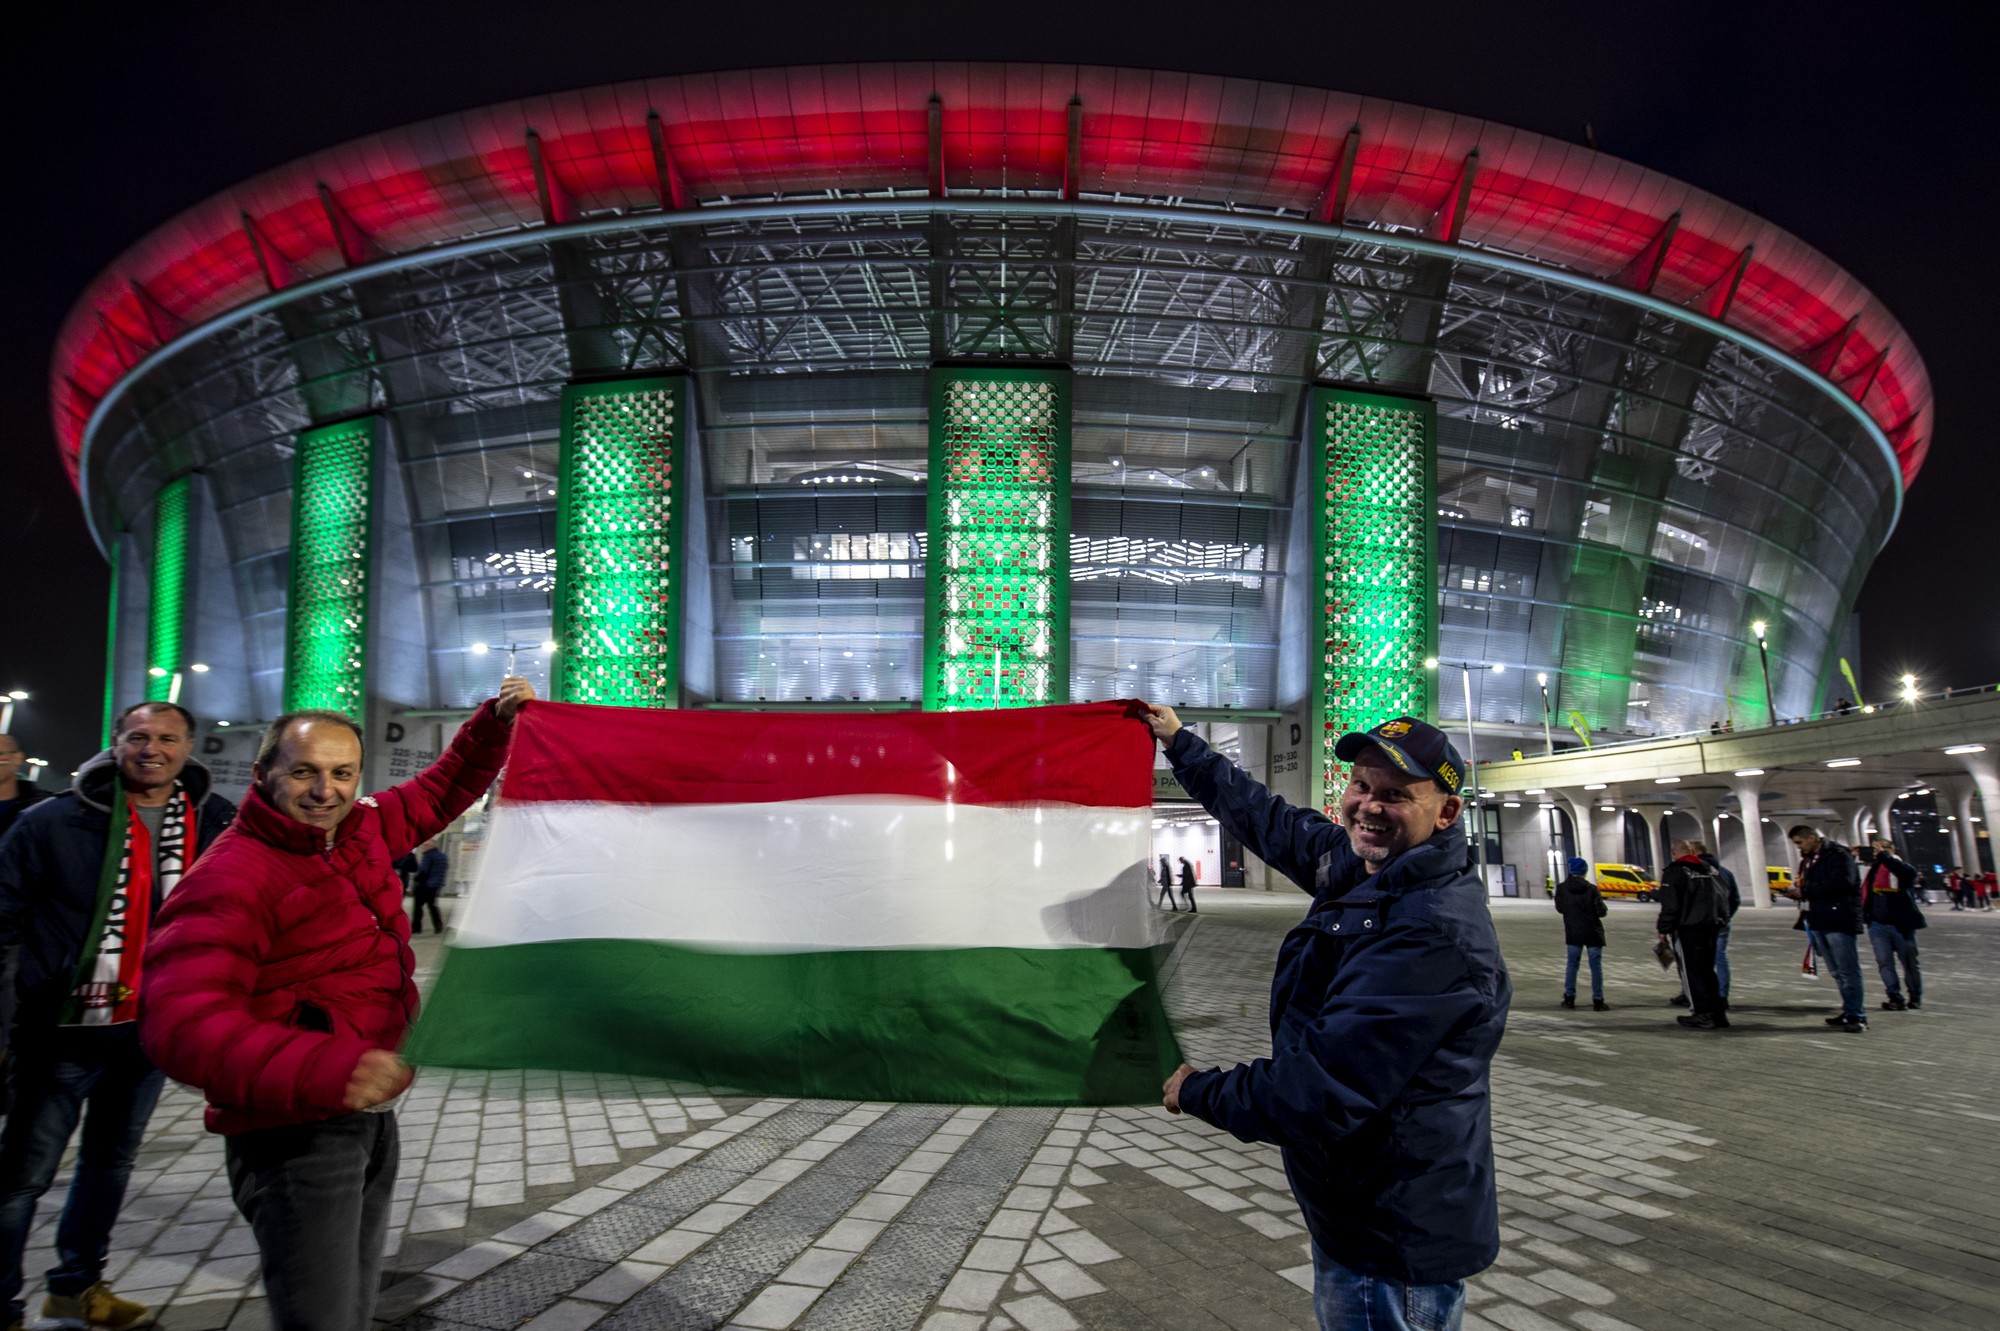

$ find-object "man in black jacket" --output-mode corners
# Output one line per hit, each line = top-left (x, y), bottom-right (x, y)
(1147, 708), (1508, 1331)
(1790, 826), (1867, 1031)
(1862, 836), (1925, 1011)
(1657, 840), (1730, 1029)
(0, 702), (237, 1331)
(1553, 857), (1607, 1010)
(1695, 841), (1741, 1003)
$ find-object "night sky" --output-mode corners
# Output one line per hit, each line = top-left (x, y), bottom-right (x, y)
(5, 1), (1991, 773)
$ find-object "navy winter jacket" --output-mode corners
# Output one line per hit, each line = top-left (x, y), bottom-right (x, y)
(1164, 729), (1510, 1285)
(415, 847), (450, 893)
(0, 751), (235, 1031)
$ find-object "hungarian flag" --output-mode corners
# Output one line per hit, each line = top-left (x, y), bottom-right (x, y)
(406, 700), (1182, 1104)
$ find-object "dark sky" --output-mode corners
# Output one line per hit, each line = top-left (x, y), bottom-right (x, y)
(5, 1), (1993, 773)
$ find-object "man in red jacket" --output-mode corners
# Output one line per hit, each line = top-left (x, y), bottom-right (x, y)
(140, 679), (531, 1331)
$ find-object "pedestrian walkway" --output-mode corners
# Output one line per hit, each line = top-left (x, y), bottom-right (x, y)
(9, 898), (1998, 1330)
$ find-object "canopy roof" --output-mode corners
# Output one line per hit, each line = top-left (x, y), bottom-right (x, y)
(51, 62), (1931, 487)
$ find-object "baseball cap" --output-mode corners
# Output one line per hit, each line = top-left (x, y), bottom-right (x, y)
(1333, 717), (1467, 796)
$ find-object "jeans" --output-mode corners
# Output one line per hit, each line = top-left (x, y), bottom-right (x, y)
(411, 887), (444, 935)
(1867, 922), (1922, 1004)
(0, 1024), (165, 1320)
(1312, 1246), (1464, 1330)
(226, 1112), (399, 1331)
(1563, 944), (1603, 1001)
(1715, 924), (1732, 999)
(1810, 929), (1867, 1020)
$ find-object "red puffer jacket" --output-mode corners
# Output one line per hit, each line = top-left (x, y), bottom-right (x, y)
(140, 702), (512, 1133)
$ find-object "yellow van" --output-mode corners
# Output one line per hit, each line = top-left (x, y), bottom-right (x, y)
(1767, 866), (1796, 899)
(1594, 863), (1658, 902)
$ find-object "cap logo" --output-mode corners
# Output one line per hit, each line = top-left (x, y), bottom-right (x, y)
(1377, 720), (1413, 738)
(1436, 760), (1459, 792)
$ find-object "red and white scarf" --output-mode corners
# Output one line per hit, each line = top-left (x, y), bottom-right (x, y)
(68, 788), (195, 1026)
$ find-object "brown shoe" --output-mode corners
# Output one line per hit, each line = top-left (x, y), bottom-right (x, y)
(42, 1283), (154, 1330)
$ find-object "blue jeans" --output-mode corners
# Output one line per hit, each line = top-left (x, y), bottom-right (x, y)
(1564, 944), (1603, 1001)
(1867, 922), (1921, 1004)
(0, 1024), (165, 1319)
(1312, 1245), (1465, 1331)
(1715, 924), (1732, 999)
(1810, 929), (1866, 1020)
(226, 1111), (399, 1331)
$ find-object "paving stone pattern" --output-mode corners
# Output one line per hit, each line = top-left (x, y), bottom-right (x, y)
(9, 896), (1998, 1330)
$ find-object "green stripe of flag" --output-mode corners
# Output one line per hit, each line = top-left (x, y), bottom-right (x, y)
(406, 940), (1184, 1105)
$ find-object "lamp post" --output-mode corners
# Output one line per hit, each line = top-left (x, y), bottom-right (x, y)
(0, 689), (26, 735)
(1900, 673), (1919, 704)
(1425, 658), (1503, 891)
(1536, 671), (1554, 756)
(1751, 620), (1775, 725)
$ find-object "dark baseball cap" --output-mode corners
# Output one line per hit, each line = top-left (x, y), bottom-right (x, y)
(1333, 717), (1467, 796)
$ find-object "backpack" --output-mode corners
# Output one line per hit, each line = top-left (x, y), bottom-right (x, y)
(1677, 863), (1727, 928)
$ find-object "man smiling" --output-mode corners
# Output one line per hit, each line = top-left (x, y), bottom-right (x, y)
(140, 680), (532, 1331)
(1144, 707), (1509, 1331)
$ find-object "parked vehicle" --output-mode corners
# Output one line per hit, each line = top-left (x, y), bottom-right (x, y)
(1767, 866), (1797, 899)
(1594, 863), (1658, 902)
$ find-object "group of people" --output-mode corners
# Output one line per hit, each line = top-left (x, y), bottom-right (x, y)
(1546, 827), (1929, 1033)
(0, 693), (1506, 1331)
(0, 680), (529, 1331)
(1945, 867), (1994, 911)
(1154, 853), (1198, 912)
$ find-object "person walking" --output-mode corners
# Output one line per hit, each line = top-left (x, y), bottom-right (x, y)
(410, 839), (448, 935)
(1946, 867), (1965, 910)
(0, 702), (237, 1331)
(1790, 825), (1867, 1031)
(139, 679), (532, 1331)
(1553, 857), (1607, 1010)
(1147, 708), (1508, 1331)
(1657, 840), (1730, 1029)
(1177, 856), (1198, 913)
(0, 737), (52, 842)
(1157, 854), (1176, 911)
(1862, 836), (1925, 1010)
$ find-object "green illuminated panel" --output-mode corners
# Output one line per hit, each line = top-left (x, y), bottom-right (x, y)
(144, 478), (191, 703)
(924, 368), (1070, 710)
(1313, 388), (1437, 813)
(553, 377), (684, 707)
(284, 418), (376, 715)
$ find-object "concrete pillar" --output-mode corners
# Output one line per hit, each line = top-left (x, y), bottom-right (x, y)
(1644, 808), (1669, 884)
(1685, 790), (1723, 857)
(1558, 792), (1596, 881)
(1956, 753), (2000, 875)
(1730, 774), (1771, 908)
(1855, 789), (1900, 852)
(1935, 774), (1981, 875)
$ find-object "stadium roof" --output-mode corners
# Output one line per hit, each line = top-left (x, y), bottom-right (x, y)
(50, 62), (1931, 488)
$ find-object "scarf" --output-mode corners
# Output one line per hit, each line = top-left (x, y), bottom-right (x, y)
(63, 782), (196, 1026)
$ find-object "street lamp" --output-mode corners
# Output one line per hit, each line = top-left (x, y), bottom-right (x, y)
(1536, 671), (1554, 756)
(470, 640), (560, 674)
(1425, 658), (1500, 891)
(0, 690), (26, 734)
(1900, 673), (1919, 704)
(1751, 620), (1775, 725)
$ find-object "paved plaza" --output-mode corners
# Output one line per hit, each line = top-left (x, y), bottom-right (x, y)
(9, 895), (1999, 1331)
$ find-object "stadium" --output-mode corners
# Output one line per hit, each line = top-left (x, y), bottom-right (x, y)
(50, 64), (1930, 885)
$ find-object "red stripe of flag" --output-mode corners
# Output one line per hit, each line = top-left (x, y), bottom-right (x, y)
(497, 701), (1157, 808)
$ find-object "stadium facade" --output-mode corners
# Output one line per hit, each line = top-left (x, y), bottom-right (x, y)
(50, 64), (1931, 870)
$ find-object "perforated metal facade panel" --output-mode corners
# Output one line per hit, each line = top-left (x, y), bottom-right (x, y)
(283, 419), (375, 715)
(924, 369), (1070, 710)
(145, 476), (190, 704)
(1312, 389), (1437, 812)
(553, 377), (684, 707)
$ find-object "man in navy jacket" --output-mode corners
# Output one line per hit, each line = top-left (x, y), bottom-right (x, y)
(1145, 707), (1509, 1331)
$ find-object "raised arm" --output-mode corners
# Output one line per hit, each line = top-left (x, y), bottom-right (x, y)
(375, 680), (532, 859)
(1141, 703), (1341, 893)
